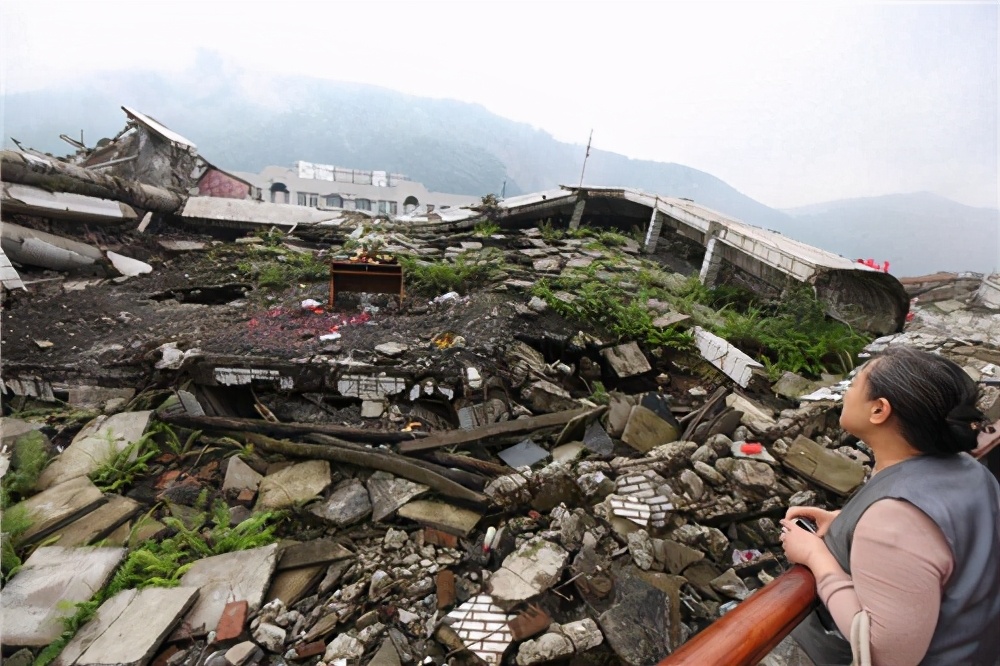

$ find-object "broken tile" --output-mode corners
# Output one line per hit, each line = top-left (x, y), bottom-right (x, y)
(516, 632), (574, 665)
(604, 494), (651, 527)
(292, 641), (326, 660)
(224, 642), (260, 666)
(277, 539), (355, 570)
(256, 460), (331, 511)
(336, 374), (407, 400)
(621, 405), (679, 453)
(693, 327), (763, 388)
(12, 475), (106, 546)
(600, 342), (652, 378)
(397, 500), (482, 537)
(423, 528), (459, 548)
(551, 442), (585, 464)
(66, 587), (199, 666)
(598, 569), (676, 665)
(497, 439), (550, 469)
(445, 594), (514, 666)
(267, 565), (325, 607)
(366, 472), (429, 522)
(375, 342), (409, 357)
(222, 456), (263, 494)
(488, 538), (568, 609)
(178, 543), (279, 634)
(50, 494), (141, 547)
(215, 600), (249, 643)
(361, 400), (386, 418)
(37, 410), (152, 489)
(310, 478), (372, 526)
(651, 311), (691, 329)
(1, 546), (125, 647)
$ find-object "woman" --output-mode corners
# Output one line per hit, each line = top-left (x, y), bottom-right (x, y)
(781, 345), (1000, 666)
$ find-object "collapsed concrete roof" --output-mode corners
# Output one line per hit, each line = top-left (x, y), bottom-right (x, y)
(487, 185), (909, 336)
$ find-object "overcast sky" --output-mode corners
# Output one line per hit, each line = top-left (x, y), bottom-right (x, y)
(1, 0), (997, 209)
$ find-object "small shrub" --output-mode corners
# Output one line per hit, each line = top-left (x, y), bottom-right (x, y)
(1, 431), (50, 506)
(399, 253), (504, 296)
(474, 220), (501, 237)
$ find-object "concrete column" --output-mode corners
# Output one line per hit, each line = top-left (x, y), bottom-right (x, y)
(699, 237), (724, 287)
(643, 208), (664, 254)
(568, 199), (586, 231)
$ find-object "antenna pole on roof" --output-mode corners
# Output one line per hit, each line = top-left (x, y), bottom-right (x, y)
(578, 129), (593, 188)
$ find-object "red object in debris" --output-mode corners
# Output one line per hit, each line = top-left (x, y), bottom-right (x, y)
(527, 510), (542, 520)
(292, 641), (327, 659)
(423, 528), (458, 549)
(741, 442), (764, 455)
(214, 599), (249, 642)
(856, 258), (890, 273)
(507, 604), (552, 641)
(906, 311), (916, 322)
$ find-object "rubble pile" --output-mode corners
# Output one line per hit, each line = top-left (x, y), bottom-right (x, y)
(2, 213), (999, 666)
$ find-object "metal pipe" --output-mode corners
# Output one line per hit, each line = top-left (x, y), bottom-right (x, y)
(656, 565), (817, 666)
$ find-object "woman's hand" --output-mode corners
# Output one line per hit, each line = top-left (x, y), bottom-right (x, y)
(784, 506), (840, 537)
(779, 518), (829, 568)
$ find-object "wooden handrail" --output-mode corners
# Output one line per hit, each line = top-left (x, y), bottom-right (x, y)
(657, 565), (817, 666)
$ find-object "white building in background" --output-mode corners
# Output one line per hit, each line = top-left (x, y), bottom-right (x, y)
(234, 162), (479, 216)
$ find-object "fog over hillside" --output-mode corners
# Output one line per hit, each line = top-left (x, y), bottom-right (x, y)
(3, 56), (996, 278)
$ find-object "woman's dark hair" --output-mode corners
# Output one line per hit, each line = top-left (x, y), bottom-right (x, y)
(864, 345), (987, 455)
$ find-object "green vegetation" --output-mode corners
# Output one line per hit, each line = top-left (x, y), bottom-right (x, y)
(588, 380), (610, 405)
(235, 245), (328, 289)
(399, 251), (506, 296)
(36, 495), (284, 666)
(88, 429), (160, 493)
(1, 431), (49, 506)
(533, 257), (870, 379)
(474, 220), (501, 237)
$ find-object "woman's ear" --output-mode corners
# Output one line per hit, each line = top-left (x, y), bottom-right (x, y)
(870, 398), (892, 425)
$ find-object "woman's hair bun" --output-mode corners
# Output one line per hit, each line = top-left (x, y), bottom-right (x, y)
(945, 404), (988, 452)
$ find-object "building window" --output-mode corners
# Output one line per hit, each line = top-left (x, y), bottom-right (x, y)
(378, 200), (389, 215)
(403, 195), (419, 213)
(297, 192), (307, 206)
(389, 201), (398, 215)
(270, 183), (289, 204)
(298, 192), (319, 207)
(326, 194), (343, 207)
(355, 198), (372, 211)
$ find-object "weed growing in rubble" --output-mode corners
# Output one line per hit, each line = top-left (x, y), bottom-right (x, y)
(89, 430), (160, 493)
(1, 431), (50, 507)
(236, 246), (328, 289)
(1, 504), (32, 580)
(399, 253), (504, 296)
(35, 499), (284, 666)
(588, 380), (610, 405)
(474, 220), (501, 237)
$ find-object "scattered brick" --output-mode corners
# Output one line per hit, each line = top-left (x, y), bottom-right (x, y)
(214, 599), (249, 642)
(436, 569), (456, 609)
(236, 488), (256, 506)
(508, 604), (552, 641)
(424, 527), (458, 548)
(291, 641), (326, 660)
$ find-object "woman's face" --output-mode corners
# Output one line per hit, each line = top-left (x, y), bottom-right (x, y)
(840, 362), (877, 437)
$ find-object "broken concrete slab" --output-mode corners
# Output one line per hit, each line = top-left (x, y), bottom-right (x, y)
(488, 538), (569, 609)
(58, 586), (198, 666)
(582, 420), (615, 456)
(255, 460), (331, 511)
(360, 399), (386, 418)
(621, 405), (679, 453)
(605, 392), (639, 438)
(369, 639), (402, 666)
(13, 475), (106, 546)
(375, 342), (409, 357)
(597, 568), (676, 666)
(725, 394), (777, 433)
(37, 410), (153, 489)
(693, 326), (764, 388)
(771, 372), (817, 400)
(222, 455), (263, 495)
(600, 342), (652, 378)
(0, 416), (45, 446)
(516, 632), (574, 665)
(1, 546), (125, 647)
(445, 594), (514, 666)
(50, 494), (141, 547)
(178, 543), (279, 634)
(498, 439), (550, 469)
(366, 472), (429, 522)
(65, 386), (136, 411)
(782, 435), (866, 495)
(652, 311), (691, 329)
(397, 499), (482, 537)
(310, 478), (372, 526)
(458, 398), (508, 430)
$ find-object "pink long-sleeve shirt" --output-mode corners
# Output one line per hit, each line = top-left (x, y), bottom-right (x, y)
(816, 499), (954, 666)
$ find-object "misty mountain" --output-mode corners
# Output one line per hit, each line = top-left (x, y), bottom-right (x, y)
(2, 52), (996, 278)
(781, 193), (999, 278)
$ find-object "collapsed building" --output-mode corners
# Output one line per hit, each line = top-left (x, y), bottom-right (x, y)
(1, 108), (999, 666)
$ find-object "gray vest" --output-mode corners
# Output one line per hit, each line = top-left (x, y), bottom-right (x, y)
(793, 453), (1000, 666)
